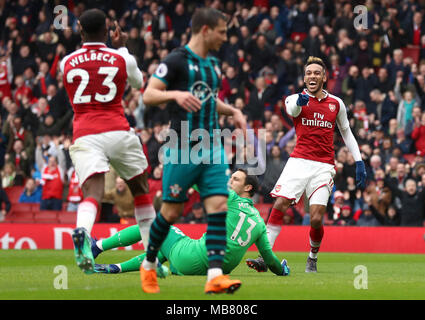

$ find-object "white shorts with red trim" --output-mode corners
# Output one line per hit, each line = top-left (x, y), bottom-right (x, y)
(69, 129), (148, 187)
(270, 157), (335, 206)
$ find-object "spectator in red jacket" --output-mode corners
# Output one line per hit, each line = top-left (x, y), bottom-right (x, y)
(411, 112), (425, 154)
(40, 155), (64, 210)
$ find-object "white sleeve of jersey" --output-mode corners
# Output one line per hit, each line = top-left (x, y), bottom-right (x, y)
(285, 94), (302, 117)
(335, 97), (362, 162)
(118, 47), (144, 89)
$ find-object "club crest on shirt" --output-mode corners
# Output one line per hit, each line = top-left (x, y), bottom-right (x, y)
(275, 185), (281, 193)
(329, 103), (336, 112)
(169, 184), (182, 198)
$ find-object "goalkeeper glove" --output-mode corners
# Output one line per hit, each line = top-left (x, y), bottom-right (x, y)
(296, 93), (310, 106)
(281, 259), (290, 276)
(355, 160), (367, 189)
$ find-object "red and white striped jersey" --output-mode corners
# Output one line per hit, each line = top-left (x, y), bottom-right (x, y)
(60, 42), (143, 141)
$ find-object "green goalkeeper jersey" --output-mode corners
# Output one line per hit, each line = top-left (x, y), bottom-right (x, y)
(166, 190), (283, 275)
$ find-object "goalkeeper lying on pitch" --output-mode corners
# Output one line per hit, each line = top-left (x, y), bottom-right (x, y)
(90, 169), (290, 276)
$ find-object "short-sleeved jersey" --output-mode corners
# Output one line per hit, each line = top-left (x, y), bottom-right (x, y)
(171, 190), (282, 275)
(152, 45), (222, 141)
(286, 89), (350, 165)
(60, 43), (143, 141)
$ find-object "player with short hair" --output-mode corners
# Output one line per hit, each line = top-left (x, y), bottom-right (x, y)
(141, 7), (246, 293)
(247, 56), (367, 273)
(60, 9), (156, 274)
(91, 170), (290, 280)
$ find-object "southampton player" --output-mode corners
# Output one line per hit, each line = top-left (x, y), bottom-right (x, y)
(247, 57), (367, 273)
(141, 8), (246, 293)
(91, 170), (290, 279)
(60, 9), (156, 274)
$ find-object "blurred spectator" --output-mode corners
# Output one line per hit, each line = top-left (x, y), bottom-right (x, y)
(182, 202), (207, 224)
(0, 182), (11, 222)
(334, 204), (356, 226)
(100, 167), (120, 223)
(18, 177), (42, 203)
(245, 75), (277, 122)
(5, 139), (31, 185)
(397, 89), (419, 132)
(259, 144), (285, 203)
(1, 162), (16, 188)
(385, 177), (425, 226)
(148, 164), (163, 213)
(39, 155), (64, 211)
(356, 203), (381, 227)
(66, 168), (83, 212)
(411, 112), (425, 155)
(104, 177), (135, 225)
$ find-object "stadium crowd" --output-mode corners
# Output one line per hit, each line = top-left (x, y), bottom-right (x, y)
(0, 0), (425, 227)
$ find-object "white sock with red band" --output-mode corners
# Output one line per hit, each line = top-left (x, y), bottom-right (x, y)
(134, 194), (156, 251)
(76, 197), (99, 234)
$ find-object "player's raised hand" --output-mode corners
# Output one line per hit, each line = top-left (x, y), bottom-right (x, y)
(110, 21), (128, 48)
(296, 93), (309, 106)
(175, 91), (202, 113)
(232, 108), (247, 134)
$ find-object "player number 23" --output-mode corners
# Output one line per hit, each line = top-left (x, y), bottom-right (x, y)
(230, 212), (256, 247)
(66, 67), (119, 104)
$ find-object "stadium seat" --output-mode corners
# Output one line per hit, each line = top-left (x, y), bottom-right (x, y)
(402, 46), (420, 65)
(4, 186), (25, 204)
(5, 211), (34, 223)
(30, 203), (41, 212)
(254, 203), (273, 220)
(11, 203), (34, 213)
(34, 210), (60, 224)
(58, 211), (77, 224)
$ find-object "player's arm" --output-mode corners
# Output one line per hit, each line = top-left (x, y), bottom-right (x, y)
(143, 77), (201, 112)
(284, 93), (310, 117)
(255, 230), (286, 276)
(216, 98), (246, 132)
(109, 21), (143, 89)
(119, 48), (143, 89)
(336, 98), (367, 188)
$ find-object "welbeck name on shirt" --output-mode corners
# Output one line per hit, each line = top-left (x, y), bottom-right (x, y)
(68, 52), (117, 67)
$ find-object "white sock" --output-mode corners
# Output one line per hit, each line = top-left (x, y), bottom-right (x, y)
(142, 258), (158, 270)
(266, 224), (282, 248)
(207, 268), (223, 281)
(134, 204), (156, 250)
(76, 200), (98, 234)
(309, 238), (321, 259)
(96, 240), (103, 251)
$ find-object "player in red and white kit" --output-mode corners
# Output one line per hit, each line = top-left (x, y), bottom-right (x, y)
(247, 57), (367, 272)
(60, 9), (156, 274)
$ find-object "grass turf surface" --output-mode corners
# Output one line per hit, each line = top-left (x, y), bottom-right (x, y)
(0, 250), (424, 300)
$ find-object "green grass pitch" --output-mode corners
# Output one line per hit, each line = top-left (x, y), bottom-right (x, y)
(0, 250), (424, 300)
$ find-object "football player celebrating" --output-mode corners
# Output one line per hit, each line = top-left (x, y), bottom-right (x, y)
(247, 56), (366, 273)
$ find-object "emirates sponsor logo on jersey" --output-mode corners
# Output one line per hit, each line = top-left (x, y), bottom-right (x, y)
(301, 112), (333, 129)
(329, 103), (336, 112)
